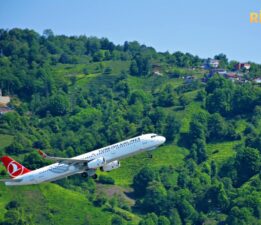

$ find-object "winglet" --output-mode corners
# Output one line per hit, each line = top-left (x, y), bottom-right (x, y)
(38, 149), (47, 158)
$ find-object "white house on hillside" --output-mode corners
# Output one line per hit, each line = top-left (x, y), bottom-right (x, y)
(204, 59), (219, 69)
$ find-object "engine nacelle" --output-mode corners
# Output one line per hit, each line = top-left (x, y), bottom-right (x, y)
(87, 157), (106, 169)
(101, 160), (120, 172)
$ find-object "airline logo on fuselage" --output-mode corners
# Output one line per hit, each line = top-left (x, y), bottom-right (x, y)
(98, 137), (141, 155)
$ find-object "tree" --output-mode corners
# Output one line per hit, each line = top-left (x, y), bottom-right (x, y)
(158, 216), (170, 225)
(100, 38), (115, 51)
(205, 75), (231, 94)
(126, 103), (144, 123)
(3, 210), (23, 225)
(129, 90), (150, 105)
(93, 50), (104, 62)
(207, 113), (227, 141)
(232, 85), (257, 115)
(103, 67), (112, 74)
(196, 90), (206, 102)
(48, 94), (69, 116)
(188, 115), (207, 144)
(133, 167), (158, 196)
(5, 142), (24, 154)
(43, 29), (54, 38)
(139, 213), (158, 225)
(206, 88), (233, 116)
(129, 55), (150, 76)
(59, 53), (70, 64)
(189, 144), (198, 162)
(177, 171), (190, 188)
(83, 68), (89, 75)
(214, 53), (228, 68)
(200, 183), (229, 212)
(226, 207), (256, 225)
(142, 181), (167, 213)
(130, 60), (139, 75)
(178, 200), (198, 222)
(164, 114), (181, 142)
(187, 115), (208, 163)
(157, 84), (178, 107)
(114, 80), (130, 98)
(196, 139), (207, 163)
(23, 152), (46, 169)
(111, 215), (126, 225)
(169, 209), (182, 225)
(86, 37), (101, 54)
(179, 95), (190, 109)
(5, 133), (32, 154)
(245, 133), (261, 152)
(93, 194), (107, 207)
(70, 76), (77, 86)
(236, 147), (260, 185)
(5, 201), (20, 210)
(210, 160), (217, 178)
(98, 175), (115, 184)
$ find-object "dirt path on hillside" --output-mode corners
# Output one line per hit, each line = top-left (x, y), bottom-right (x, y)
(96, 183), (135, 206)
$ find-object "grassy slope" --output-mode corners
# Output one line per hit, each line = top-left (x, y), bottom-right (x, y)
(0, 183), (114, 224)
(53, 60), (130, 77)
(0, 135), (14, 173)
(0, 134), (13, 153)
(206, 141), (240, 166)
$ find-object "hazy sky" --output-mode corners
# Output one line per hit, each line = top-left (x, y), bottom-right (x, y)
(1, 0), (261, 63)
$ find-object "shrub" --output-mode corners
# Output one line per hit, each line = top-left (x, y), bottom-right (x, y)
(98, 175), (115, 185)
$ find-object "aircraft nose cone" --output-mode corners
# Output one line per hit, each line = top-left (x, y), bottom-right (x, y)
(159, 136), (166, 144)
(162, 136), (166, 143)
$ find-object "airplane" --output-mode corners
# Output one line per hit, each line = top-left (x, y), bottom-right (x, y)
(0, 133), (166, 186)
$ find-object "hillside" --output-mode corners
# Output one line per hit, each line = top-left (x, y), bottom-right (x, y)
(0, 182), (115, 225)
(0, 28), (260, 225)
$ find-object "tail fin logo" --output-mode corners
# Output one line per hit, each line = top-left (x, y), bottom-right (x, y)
(7, 161), (23, 177)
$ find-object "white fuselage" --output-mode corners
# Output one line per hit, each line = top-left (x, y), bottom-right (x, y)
(6, 134), (165, 186)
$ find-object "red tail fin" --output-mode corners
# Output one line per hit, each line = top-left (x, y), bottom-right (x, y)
(0, 156), (31, 178)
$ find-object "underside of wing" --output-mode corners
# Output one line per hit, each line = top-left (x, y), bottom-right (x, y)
(0, 178), (23, 182)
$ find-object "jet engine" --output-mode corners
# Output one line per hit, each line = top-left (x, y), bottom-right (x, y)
(101, 160), (120, 172)
(87, 157), (106, 169)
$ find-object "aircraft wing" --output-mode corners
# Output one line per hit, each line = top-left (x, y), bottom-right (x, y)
(0, 178), (22, 182)
(38, 150), (89, 164)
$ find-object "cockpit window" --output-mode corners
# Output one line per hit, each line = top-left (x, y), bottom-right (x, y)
(151, 135), (157, 138)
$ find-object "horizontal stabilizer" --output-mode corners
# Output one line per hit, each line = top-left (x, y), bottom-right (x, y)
(0, 178), (22, 182)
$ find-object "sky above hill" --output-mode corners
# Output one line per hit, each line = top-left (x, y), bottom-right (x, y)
(1, 0), (261, 63)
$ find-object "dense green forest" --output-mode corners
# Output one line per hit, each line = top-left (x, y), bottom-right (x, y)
(0, 28), (260, 225)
